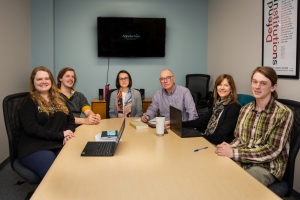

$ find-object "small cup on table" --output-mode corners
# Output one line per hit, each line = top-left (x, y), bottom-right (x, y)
(156, 116), (165, 136)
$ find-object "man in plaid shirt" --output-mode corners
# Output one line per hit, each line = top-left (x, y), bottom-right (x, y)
(216, 66), (294, 186)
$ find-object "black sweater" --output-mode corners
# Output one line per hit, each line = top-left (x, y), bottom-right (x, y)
(18, 96), (75, 159)
(182, 103), (241, 145)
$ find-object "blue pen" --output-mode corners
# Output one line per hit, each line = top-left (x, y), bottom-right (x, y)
(194, 146), (208, 152)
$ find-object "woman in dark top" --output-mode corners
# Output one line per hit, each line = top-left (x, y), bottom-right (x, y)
(18, 66), (76, 179)
(182, 74), (240, 145)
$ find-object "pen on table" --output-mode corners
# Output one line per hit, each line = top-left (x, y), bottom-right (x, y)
(194, 146), (208, 152)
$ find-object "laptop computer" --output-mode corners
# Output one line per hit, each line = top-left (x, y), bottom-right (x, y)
(170, 106), (203, 138)
(81, 119), (126, 156)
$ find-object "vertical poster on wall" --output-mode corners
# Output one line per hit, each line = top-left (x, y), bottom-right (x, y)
(262, 0), (299, 79)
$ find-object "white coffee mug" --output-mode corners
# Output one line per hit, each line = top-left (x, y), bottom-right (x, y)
(156, 116), (165, 136)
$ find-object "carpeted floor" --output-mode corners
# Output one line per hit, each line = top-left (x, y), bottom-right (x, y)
(0, 163), (38, 200)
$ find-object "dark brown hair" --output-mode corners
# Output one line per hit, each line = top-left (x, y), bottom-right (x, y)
(251, 66), (278, 99)
(115, 70), (132, 89)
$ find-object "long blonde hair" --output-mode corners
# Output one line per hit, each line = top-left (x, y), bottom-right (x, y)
(29, 66), (69, 115)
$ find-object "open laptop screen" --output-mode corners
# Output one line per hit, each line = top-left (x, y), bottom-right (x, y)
(170, 106), (183, 137)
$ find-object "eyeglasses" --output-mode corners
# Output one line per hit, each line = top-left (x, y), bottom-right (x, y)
(119, 77), (129, 81)
(159, 76), (173, 82)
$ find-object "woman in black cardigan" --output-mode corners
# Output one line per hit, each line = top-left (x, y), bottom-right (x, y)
(18, 66), (76, 179)
(182, 74), (240, 145)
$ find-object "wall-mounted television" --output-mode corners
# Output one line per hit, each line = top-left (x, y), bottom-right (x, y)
(97, 17), (166, 57)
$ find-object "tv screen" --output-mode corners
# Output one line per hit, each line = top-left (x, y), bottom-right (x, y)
(97, 17), (166, 57)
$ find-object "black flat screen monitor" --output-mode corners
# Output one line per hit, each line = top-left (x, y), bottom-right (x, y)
(97, 17), (166, 57)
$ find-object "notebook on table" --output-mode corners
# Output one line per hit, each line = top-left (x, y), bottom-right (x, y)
(170, 106), (203, 138)
(81, 119), (126, 156)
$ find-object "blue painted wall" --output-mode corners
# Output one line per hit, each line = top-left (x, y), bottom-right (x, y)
(31, 0), (54, 72)
(31, 0), (208, 102)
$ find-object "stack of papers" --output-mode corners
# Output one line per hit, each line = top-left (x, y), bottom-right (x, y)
(130, 121), (149, 129)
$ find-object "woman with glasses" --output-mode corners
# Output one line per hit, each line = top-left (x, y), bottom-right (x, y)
(109, 70), (143, 118)
(182, 74), (241, 145)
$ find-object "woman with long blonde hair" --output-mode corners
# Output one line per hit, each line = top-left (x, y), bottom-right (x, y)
(18, 66), (75, 179)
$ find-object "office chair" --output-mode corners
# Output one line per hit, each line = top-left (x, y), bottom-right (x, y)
(237, 94), (255, 107)
(268, 99), (300, 197)
(2, 92), (41, 184)
(186, 74), (213, 114)
(106, 89), (117, 118)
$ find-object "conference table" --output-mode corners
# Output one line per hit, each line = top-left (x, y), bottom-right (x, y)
(30, 118), (280, 200)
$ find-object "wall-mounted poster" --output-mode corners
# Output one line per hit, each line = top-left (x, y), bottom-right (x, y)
(262, 0), (299, 79)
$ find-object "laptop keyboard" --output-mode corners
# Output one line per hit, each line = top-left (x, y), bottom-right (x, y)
(183, 128), (202, 137)
(94, 142), (114, 155)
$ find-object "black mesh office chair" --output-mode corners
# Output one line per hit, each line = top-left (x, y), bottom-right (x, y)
(106, 89), (117, 118)
(186, 74), (213, 115)
(2, 92), (41, 184)
(268, 99), (300, 197)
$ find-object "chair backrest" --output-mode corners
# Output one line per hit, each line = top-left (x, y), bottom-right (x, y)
(277, 99), (300, 196)
(106, 89), (117, 118)
(186, 74), (210, 99)
(2, 92), (29, 169)
(237, 94), (255, 107)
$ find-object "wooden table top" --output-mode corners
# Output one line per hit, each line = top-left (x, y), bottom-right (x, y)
(31, 118), (280, 200)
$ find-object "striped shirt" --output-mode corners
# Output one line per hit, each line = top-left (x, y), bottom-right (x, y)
(231, 97), (293, 180)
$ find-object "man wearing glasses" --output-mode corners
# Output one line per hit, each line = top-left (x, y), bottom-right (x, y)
(57, 67), (101, 126)
(141, 69), (198, 124)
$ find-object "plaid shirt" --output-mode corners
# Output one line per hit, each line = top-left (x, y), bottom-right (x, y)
(231, 97), (293, 180)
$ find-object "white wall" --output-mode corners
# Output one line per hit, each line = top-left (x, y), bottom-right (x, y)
(208, 0), (300, 193)
(0, 0), (31, 164)
(31, 0), (209, 102)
